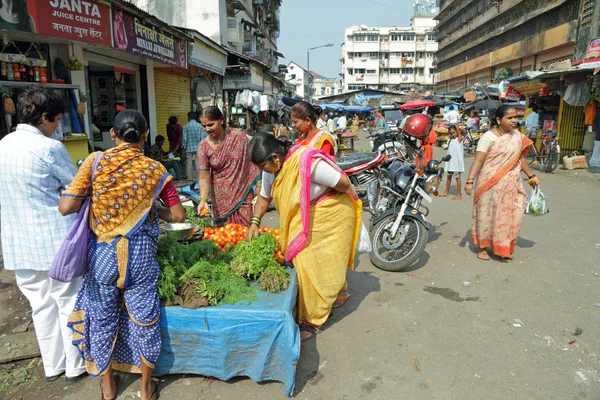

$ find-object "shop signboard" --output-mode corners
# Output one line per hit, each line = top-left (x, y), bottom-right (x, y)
(583, 38), (600, 68)
(12, 0), (112, 46)
(190, 40), (226, 76)
(112, 8), (187, 68)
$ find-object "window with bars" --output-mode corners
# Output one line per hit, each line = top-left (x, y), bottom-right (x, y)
(580, 0), (594, 28)
(539, 57), (573, 70)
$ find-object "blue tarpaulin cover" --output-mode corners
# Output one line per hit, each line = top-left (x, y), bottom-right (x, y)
(154, 269), (300, 396)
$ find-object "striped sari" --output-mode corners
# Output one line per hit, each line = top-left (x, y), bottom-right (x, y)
(471, 131), (533, 258)
(272, 146), (361, 326)
(63, 143), (171, 376)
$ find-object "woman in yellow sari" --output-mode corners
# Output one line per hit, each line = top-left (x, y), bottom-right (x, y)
(465, 105), (539, 260)
(246, 133), (361, 341)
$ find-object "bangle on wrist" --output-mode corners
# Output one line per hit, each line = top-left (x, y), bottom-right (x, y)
(528, 173), (536, 179)
(250, 216), (261, 227)
(200, 197), (208, 203)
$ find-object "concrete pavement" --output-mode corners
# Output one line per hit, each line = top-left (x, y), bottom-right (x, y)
(1, 135), (600, 399)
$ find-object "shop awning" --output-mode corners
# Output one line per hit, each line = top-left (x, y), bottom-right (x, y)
(273, 51), (285, 58)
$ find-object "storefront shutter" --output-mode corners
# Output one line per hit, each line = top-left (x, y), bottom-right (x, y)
(154, 70), (191, 150)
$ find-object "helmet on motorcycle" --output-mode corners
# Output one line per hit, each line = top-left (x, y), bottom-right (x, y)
(402, 114), (432, 141)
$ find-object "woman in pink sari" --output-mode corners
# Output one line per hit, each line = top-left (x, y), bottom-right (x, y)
(465, 106), (539, 260)
(196, 107), (260, 225)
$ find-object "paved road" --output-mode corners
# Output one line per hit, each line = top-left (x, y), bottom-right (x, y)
(3, 134), (600, 399)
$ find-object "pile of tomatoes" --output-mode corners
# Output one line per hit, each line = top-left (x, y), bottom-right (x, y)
(203, 224), (285, 265)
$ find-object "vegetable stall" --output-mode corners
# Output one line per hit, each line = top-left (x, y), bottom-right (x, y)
(154, 211), (300, 396)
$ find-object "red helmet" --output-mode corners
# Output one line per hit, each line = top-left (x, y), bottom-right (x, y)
(403, 114), (432, 140)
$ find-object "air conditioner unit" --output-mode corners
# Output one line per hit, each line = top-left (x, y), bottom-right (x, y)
(227, 18), (240, 44)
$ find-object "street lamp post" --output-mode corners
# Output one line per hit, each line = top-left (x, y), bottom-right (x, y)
(307, 43), (333, 102)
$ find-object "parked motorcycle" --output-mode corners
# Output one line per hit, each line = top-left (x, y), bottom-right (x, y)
(336, 152), (388, 199)
(369, 128), (415, 162)
(365, 113), (450, 272)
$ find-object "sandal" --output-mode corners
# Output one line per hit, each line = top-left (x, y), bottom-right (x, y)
(300, 324), (321, 342)
(439, 193), (449, 197)
(452, 196), (462, 200)
(100, 375), (118, 400)
(332, 292), (350, 309)
(146, 378), (160, 400)
(477, 250), (490, 261)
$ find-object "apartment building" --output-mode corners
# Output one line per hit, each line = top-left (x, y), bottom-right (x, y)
(284, 62), (311, 100)
(341, 16), (438, 93)
(313, 77), (338, 99)
(434, 0), (581, 93)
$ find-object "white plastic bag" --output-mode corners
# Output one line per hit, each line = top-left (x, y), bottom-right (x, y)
(525, 186), (548, 216)
(357, 222), (372, 253)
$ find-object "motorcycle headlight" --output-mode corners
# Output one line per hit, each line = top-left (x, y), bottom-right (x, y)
(424, 175), (442, 193)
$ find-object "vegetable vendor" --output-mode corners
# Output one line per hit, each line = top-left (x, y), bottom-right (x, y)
(246, 133), (361, 341)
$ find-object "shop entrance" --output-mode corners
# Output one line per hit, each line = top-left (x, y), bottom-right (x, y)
(88, 64), (138, 150)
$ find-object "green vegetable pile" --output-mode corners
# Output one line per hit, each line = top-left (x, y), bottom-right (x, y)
(157, 232), (289, 308)
(184, 206), (213, 229)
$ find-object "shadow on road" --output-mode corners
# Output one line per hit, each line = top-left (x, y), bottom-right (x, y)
(293, 268), (381, 396)
(428, 222), (447, 243)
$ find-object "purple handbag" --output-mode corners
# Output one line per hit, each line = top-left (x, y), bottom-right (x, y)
(49, 152), (103, 282)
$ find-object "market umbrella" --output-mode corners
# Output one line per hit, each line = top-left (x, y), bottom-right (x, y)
(464, 99), (524, 111)
(400, 99), (436, 110)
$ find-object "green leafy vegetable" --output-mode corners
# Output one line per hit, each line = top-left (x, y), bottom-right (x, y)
(258, 264), (290, 293)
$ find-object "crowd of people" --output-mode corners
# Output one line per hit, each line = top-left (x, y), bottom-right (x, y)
(0, 87), (541, 398)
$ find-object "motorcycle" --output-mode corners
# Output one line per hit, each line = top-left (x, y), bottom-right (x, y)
(369, 128), (415, 162)
(367, 151), (451, 272)
(336, 151), (388, 199)
(462, 127), (480, 155)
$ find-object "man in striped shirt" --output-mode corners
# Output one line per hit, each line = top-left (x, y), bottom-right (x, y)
(182, 110), (207, 180)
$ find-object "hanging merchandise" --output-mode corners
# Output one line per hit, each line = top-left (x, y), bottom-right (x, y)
(66, 44), (83, 71)
(563, 81), (590, 106)
(260, 95), (269, 112)
(77, 91), (89, 115)
(1, 88), (15, 114)
(585, 100), (597, 125)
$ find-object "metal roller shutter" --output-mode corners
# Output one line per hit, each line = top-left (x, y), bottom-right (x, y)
(154, 70), (191, 150)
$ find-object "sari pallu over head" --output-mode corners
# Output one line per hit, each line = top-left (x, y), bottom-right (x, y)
(270, 146), (362, 267)
(62, 143), (171, 289)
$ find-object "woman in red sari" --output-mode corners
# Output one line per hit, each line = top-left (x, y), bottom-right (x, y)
(465, 106), (539, 260)
(291, 102), (336, 157)
(196, 107), (260, 225)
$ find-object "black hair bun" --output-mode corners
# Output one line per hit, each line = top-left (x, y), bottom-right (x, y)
(276, 135), (294, 152)
(120, 121), (141, 143)
(312, 105), (323, 115)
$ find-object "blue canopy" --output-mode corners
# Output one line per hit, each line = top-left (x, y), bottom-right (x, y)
(354, 94), (384, 105)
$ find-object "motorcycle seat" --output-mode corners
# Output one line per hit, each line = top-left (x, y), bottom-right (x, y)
(337, 152), (378, 170)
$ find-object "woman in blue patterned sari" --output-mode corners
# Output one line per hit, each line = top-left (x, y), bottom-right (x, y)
(59, 110), (185, 400)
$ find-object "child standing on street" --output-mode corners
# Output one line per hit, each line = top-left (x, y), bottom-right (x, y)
(440, 125), (465, 200)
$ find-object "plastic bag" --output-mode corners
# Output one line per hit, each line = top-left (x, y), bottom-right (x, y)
(525, 186), (548, 216)
(357, 222), (372, 253)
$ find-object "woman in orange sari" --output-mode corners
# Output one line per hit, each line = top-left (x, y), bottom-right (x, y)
(465, 105), (539, 260)
(291, 102), (336, 157)
(246, 134), (361, 341)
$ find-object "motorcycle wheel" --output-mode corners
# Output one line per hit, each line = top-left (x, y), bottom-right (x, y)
(369, 214), (428, 272)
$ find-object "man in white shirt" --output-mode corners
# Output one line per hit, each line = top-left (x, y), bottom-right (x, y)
(525, 105), (540, 138)
(444, 106), (460, 124)
(337, 112), (347, 131)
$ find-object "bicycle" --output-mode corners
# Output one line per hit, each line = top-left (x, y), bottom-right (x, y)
(525, 126), (561, 173)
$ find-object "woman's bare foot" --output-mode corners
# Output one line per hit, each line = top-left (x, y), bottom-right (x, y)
(439, 192), (449, 197)
(452, 195), (462, 200)
(477, 249), (490, 260)
(140, 378), (159, 400)
(101, 373), (117, 400)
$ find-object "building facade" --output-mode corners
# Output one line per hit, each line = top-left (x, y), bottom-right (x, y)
(313, 78), (338, 99)
(434, 0), (581, 93)
(127, 0), (281, 75)
(284, 61), (311, 100)
(341, 17), (438, 93)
